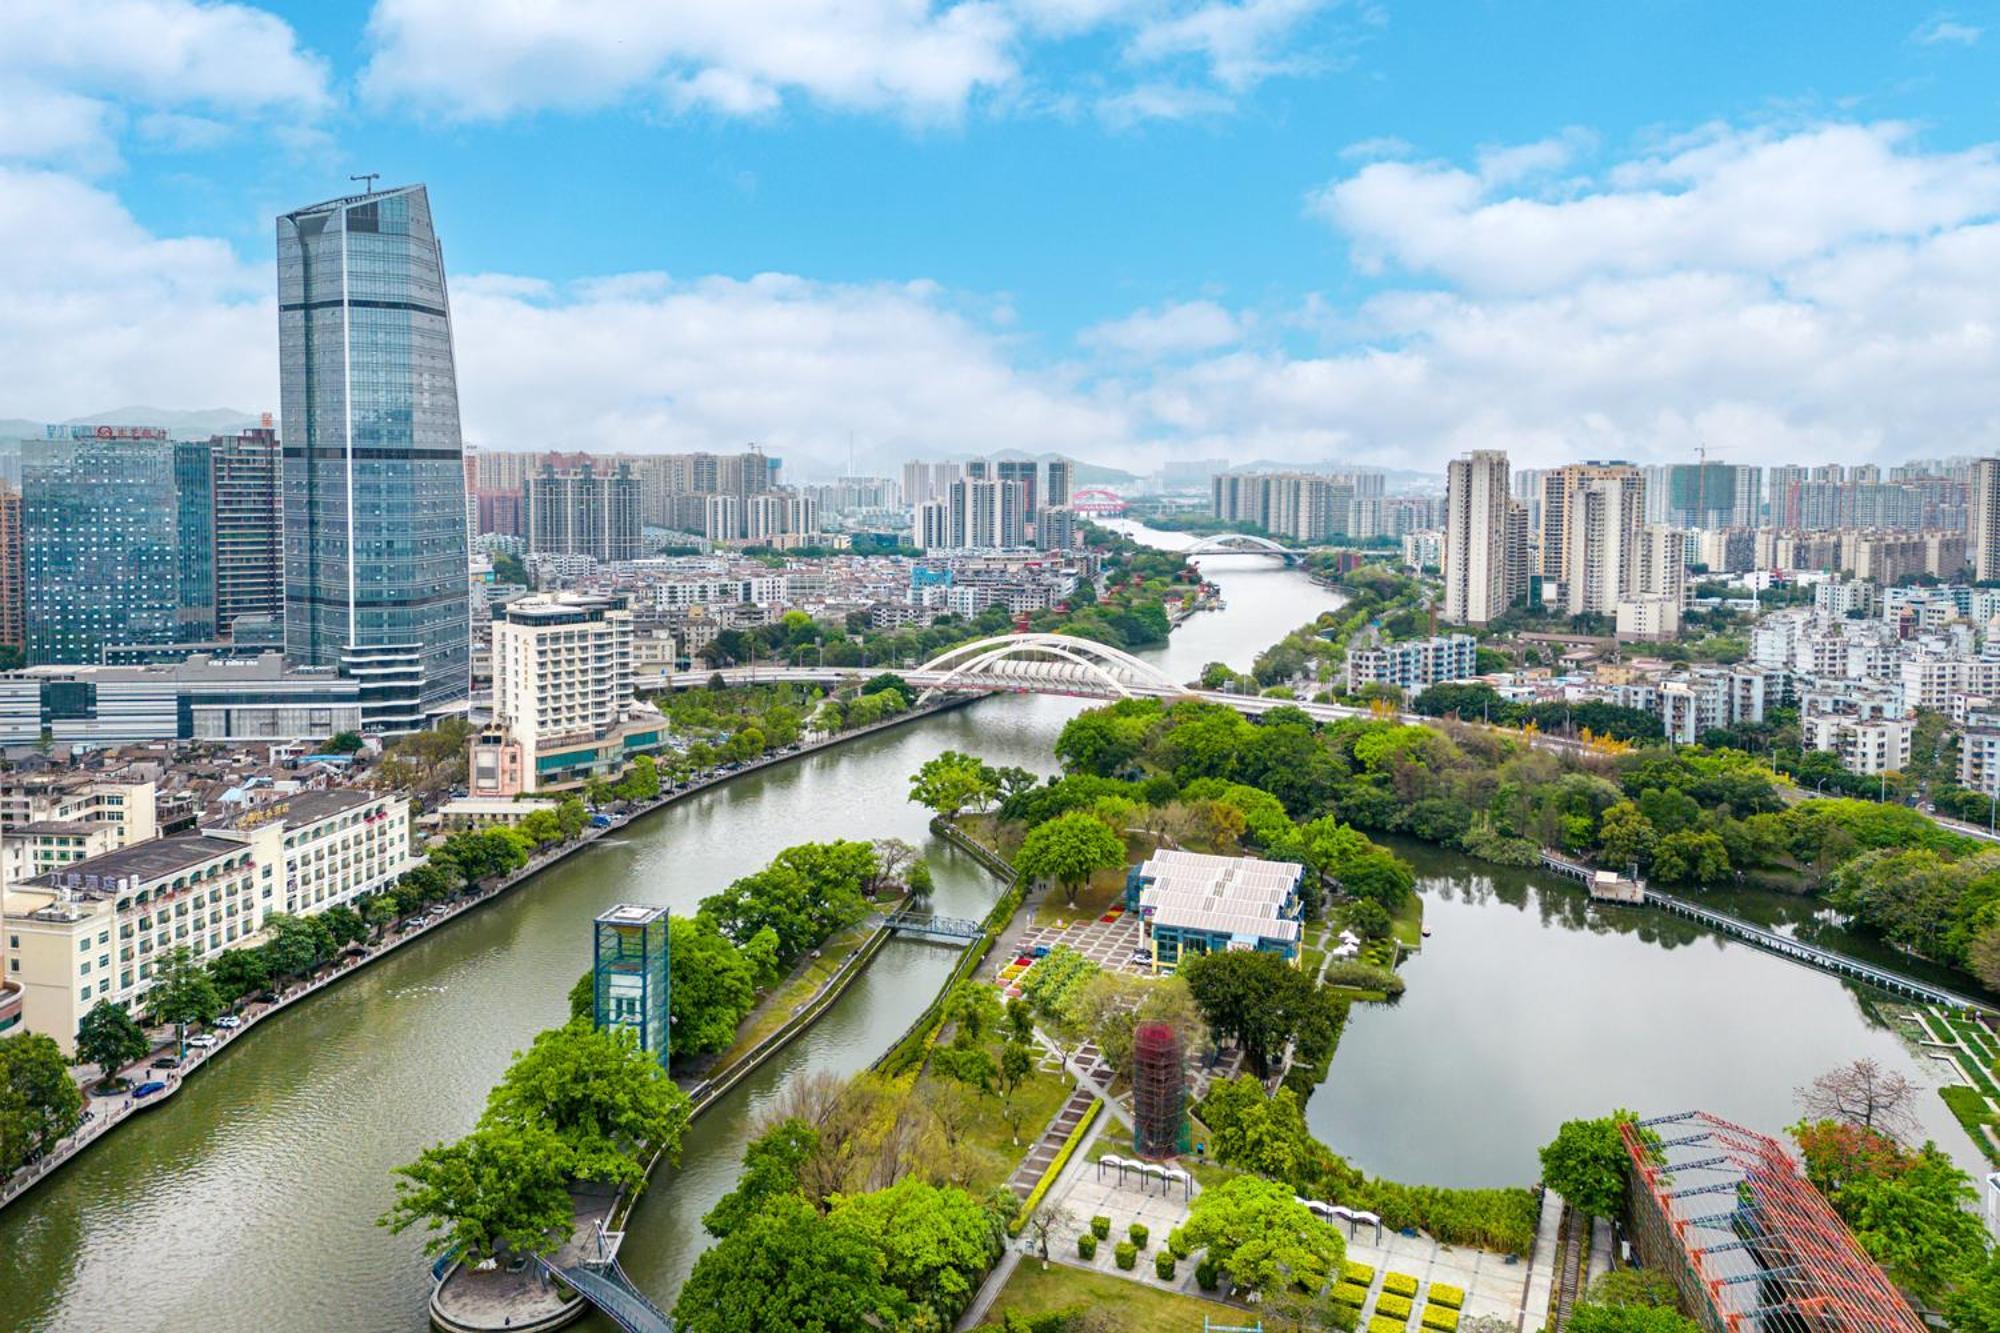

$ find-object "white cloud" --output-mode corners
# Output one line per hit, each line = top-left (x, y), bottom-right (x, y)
(360, 0), (1350, 124)
(0, 167), (270, 416)
(361, 0), (1021, 122)
(1123, 0), (1329, 91)
(1309, 122), (2000, 295)
(0, 0), (329, 172)
(1912, 13), (1981, 45)
(1081, 301), (1243, 356)
(7, 117), (1999, 481)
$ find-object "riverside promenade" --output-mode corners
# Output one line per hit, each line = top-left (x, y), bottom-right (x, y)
(0, 696), (971, 1216)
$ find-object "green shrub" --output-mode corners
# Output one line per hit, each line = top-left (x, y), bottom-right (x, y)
(1128, 1222), (1149, 1249)
(1382, 1272), (1419, 1298)
(1343, 1260), (1376, 1285)
(1376, 1293), (1413, 1320)
(1167, 1231), (1191, 1260)
(1195, 1256), (1220, 1290)
(1370, 1318), (1408, 1333)
(1091, 1215), (1111, 1239)
(1077, 1233), (1097, 1260)
(1154, 1251), (1176, 1280)
(1114, 1241), (1138, 1271)
(1334, 1282), (1370, 1307)
(1421, 1306), (1460, 1332)
(1427, 1284), (1464, 1311)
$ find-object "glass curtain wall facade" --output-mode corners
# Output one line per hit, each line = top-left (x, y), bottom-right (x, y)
(278, 184), (470, 726)
(24, 437), (179, 665)
(173, 440), (217, 643)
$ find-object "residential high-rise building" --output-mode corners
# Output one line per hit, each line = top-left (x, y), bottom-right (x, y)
(1442, 450), (1512, 626)
(0, 482), (21, 656)
(1968, 459), (2000, 582)
(1563, 472), (1647, 617)
(278, 183), (470, 727)
(1044, 458), (1074, 511)
(209, 428), (284, 638)
(524, 462), (642, 563)
(960, 479), (1025, 548)
(914, 499), (954, 551)
(704, 494), (742, 542)
(1539, 462), (1642, 580)
(996, 459), (1039, 519)
(1665, 463), (1761, 530)
(24, 430), (179, 665)
(173, 440), (217, 643)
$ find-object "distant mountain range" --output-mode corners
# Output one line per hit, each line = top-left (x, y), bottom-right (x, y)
(0, 407), (263, 440)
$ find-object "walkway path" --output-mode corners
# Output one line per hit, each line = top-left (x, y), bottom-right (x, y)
(1005, 1084), (1099, 1200)
(1522, 1190), (1564, 1332)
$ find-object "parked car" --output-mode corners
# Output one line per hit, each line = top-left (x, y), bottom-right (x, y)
(149, 1056), (179, 1071)
(132, 1081), (168, 1099)
(214, 1015), (242, 1029)
(590, 814), (613, 829)
(186, 1033), (219, 1050)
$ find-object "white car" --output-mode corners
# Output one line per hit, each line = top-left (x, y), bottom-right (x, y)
(214, 1015), (242, 1029)
(185, 1033), (219, 1049)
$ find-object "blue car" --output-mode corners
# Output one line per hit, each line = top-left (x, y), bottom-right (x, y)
(132, 1081), (168, 1099)
(590, 814), (612, 828)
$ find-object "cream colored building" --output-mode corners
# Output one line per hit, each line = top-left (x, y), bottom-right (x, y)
(1, 789), (412, 1051)
(2, 820), (120, 887)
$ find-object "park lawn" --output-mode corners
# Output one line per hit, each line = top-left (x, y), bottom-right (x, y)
(1392, 894), (1425, 951)
(714, 918), (880, 1067)
(1939, 1086), (2000, 1167)
(1034, 861), (1130, 927)
(910, 1061), (1076, 1193)
(979, 1258), (1247, 1331)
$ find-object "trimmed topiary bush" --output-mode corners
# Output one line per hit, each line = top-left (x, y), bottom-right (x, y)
(1427, 1284), (1464, 1311)
(1421, 1306), (1460, 1332)
(1167, 1231), (1191, 1259)
(1334, 1282), (1370, 1307)
(1114, 1241), (1138, 1271)
(1154, 1251), (1177, 1280)
(1383, 1272), (1419, 1299)
(1195, 1257), (1220, 1291)
(1077, 1233), (1098, 1260)
(1370, 1317), (1408, 1333)
(1091, 1215), (1112, 1239)
(1376, 1293), (1414, 1321)
(1128, 1222), (1149, 1250)
(1344, 1260), (1376, 1286)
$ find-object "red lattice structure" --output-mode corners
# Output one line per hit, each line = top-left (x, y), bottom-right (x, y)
(1620, 1111), (1925, 1333)
(1131, 1021), (1186, 1159)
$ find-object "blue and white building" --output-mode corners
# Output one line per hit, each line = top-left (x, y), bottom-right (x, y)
(1125, 849), (1306, 972)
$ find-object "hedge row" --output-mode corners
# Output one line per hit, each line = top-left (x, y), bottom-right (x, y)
(1009, 1095), (1102, 1234)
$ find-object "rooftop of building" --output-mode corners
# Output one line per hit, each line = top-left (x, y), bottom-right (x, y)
(205, 788), (384, 832)
(281, 183), (424, 219)
(1133, 849), (1306, 944)
(16, 820), (109, 836)
(27, 834), (242, 892)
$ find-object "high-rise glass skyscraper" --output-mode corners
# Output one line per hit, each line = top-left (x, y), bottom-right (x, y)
(23, 431), (180, 665)
(278, 183), (470, 728)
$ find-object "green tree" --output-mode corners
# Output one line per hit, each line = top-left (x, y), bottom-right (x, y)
(704, 1118), (819, 1239)
(1538, 1112), (1641, 1221)
(380, 1120), (576, 1262)
(0, 1032), (84, 1172)
(1596, 802), (1657, 871)
(148, 946), (222, 1045)
(1948, 1247), (2000, 1333)
(74, 1001), (150, 1090)
(483, 1021), (691, 1189)
(1567, 1305), (1702, 1333)
(322, 730), (366, 755)
(1169, 1175), (1344, 1304)
(568, 968), (595, 1023)
(1015, 811), (1125, 909)
(1345, 900), (1392, 941)
(943, 980), (1003, 1044)
(828, 1178), (1007, 1326)
(907, 751), (1000, 820)
(1648, 829), (1731, 886)
(1181, 949), (1318, 1078)
(1201, 1075), (1319, 1184)
(669, 916), (759, 1056)
(208, 947), (271, 1004)
(674, 1192), (905, 1333)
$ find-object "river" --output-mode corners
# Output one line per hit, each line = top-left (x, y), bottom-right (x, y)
(0, 525), (1979, 1332)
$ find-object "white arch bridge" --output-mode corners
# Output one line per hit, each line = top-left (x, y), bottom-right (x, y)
(1180, 533), (1303, 562)
(657, 632), (1303, 711)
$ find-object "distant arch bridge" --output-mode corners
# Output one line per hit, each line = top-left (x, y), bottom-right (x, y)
(1180, 533), (1303, 562)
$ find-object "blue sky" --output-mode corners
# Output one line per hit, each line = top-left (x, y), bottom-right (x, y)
(1, 1), (1997, 474)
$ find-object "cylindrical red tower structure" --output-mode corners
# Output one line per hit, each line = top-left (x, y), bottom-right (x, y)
(1131, 1020), (1187, 1159)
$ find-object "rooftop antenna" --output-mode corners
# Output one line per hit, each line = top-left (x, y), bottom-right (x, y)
(350, 173), (380, 195)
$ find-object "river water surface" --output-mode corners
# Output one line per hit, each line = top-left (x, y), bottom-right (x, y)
(0, 526), (1978, 1332)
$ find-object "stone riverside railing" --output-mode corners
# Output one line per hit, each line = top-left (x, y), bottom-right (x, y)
(0, 694), (975, 1215)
